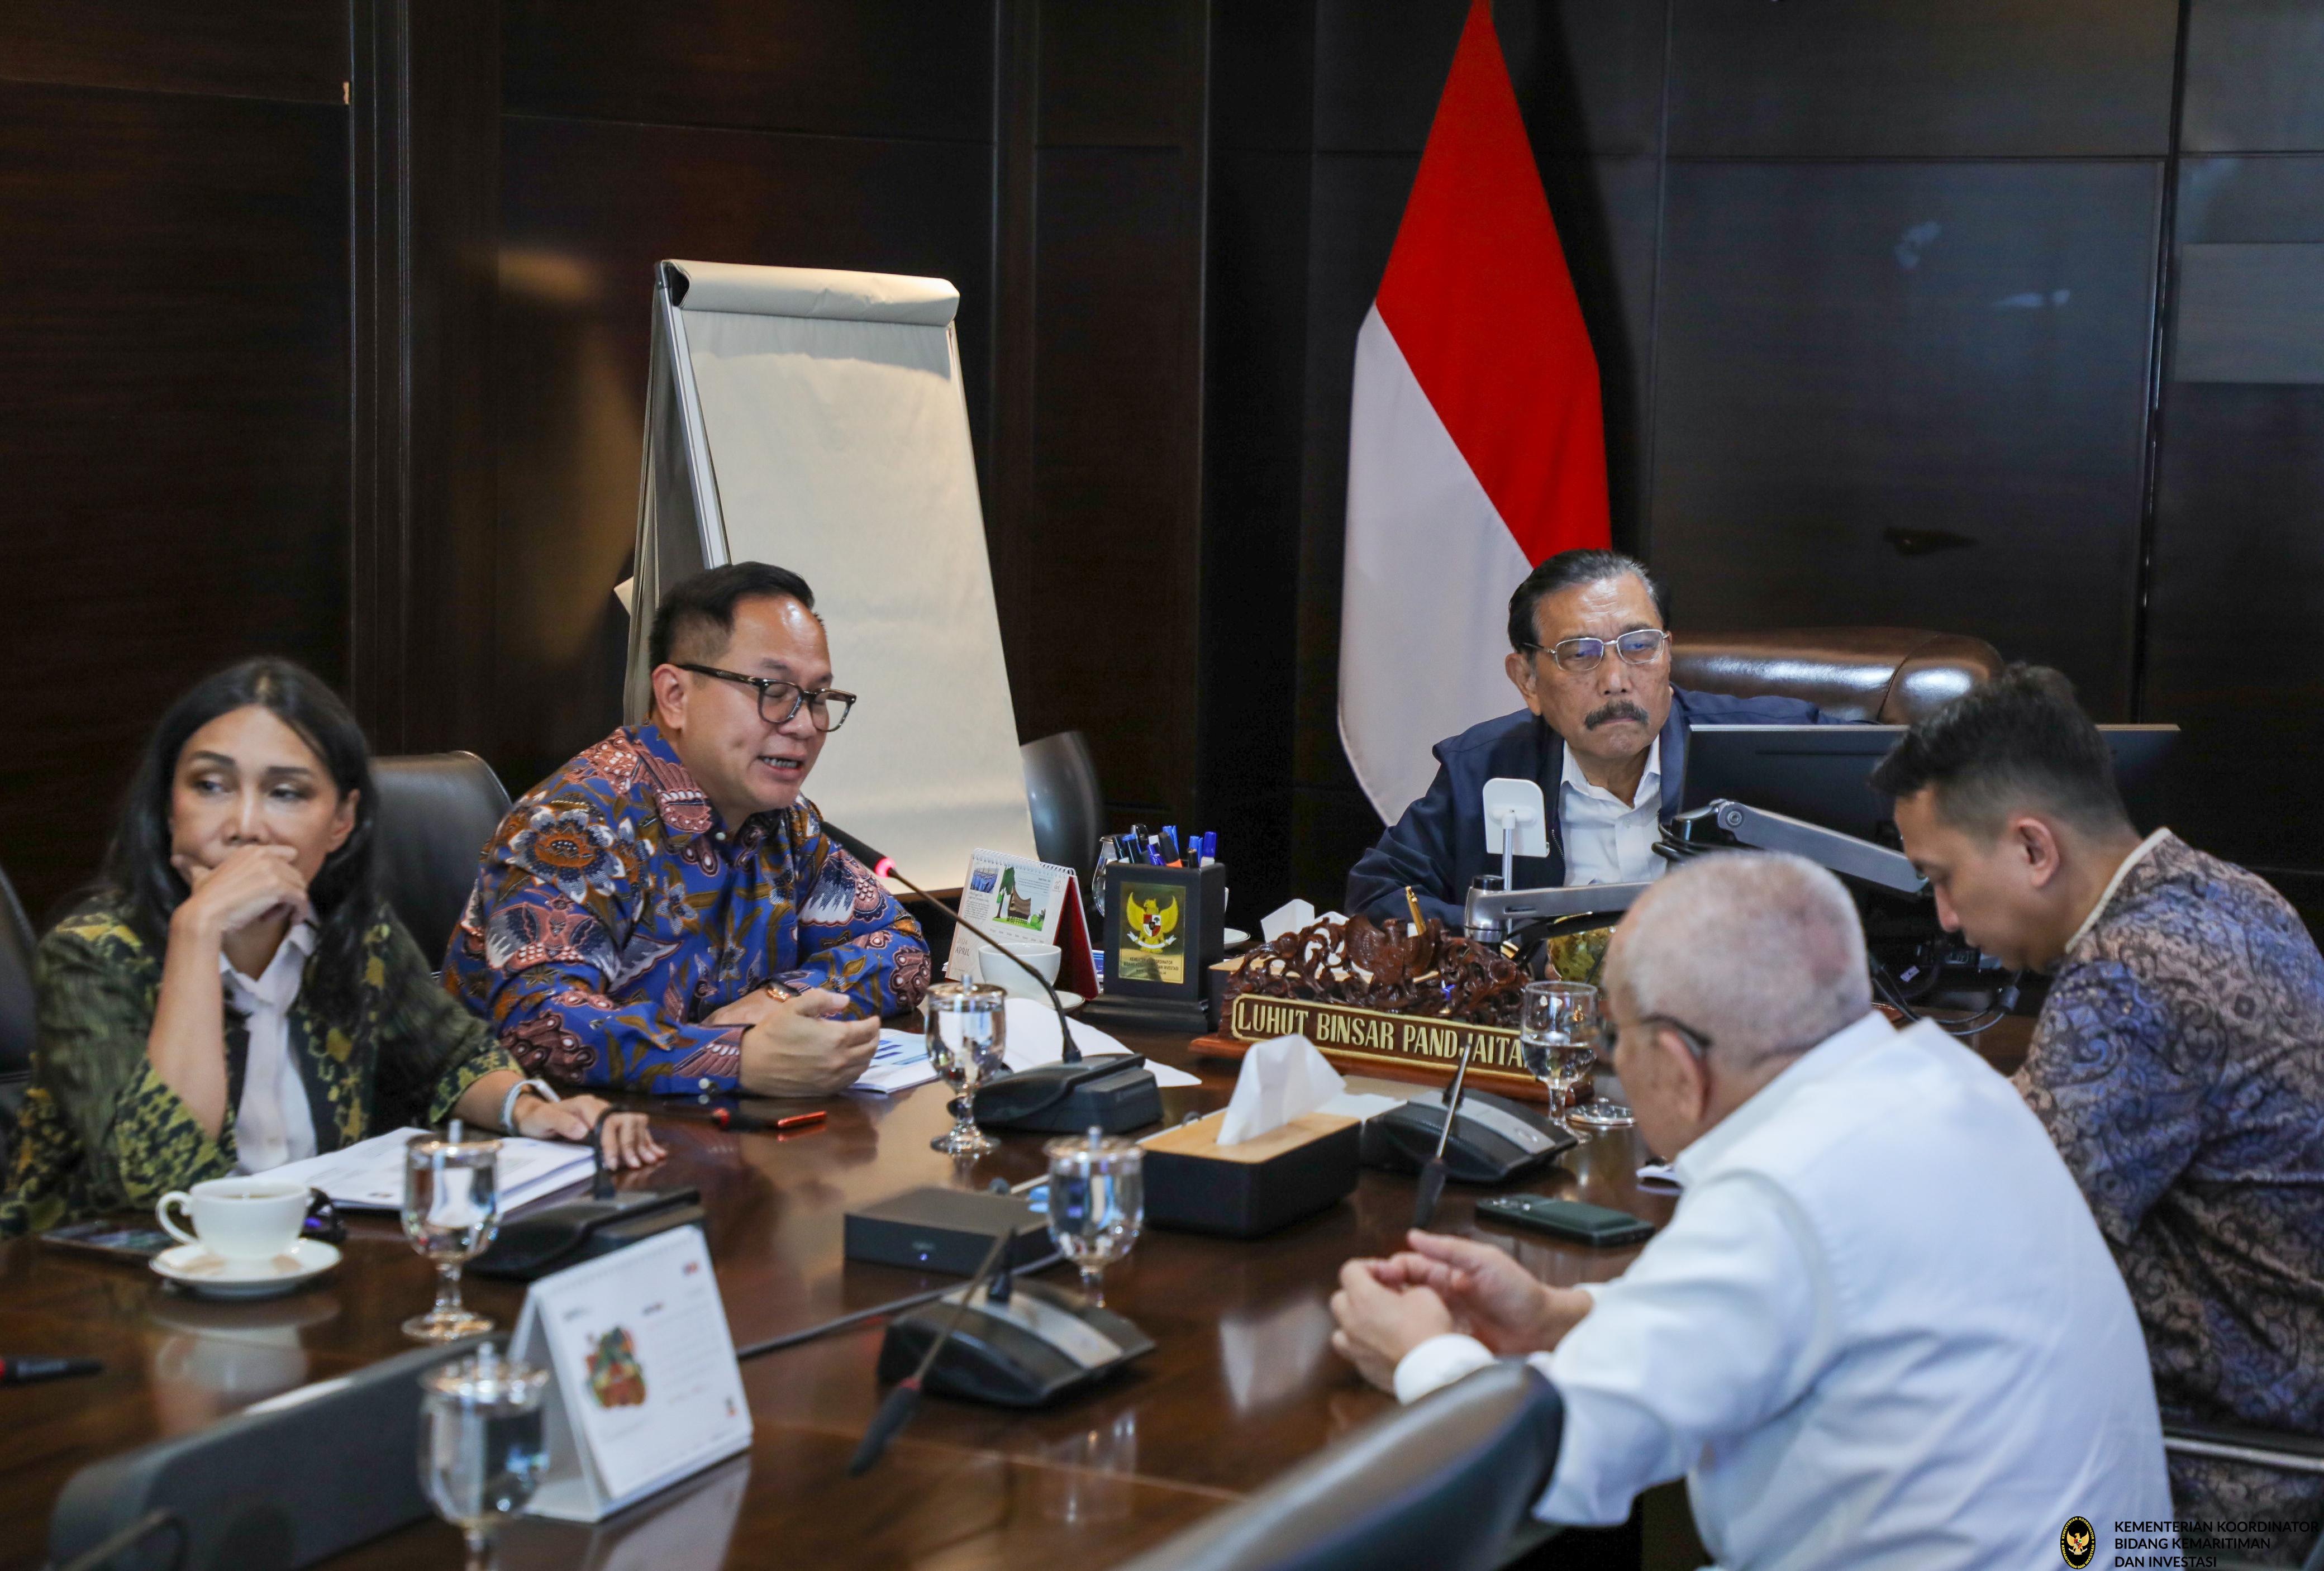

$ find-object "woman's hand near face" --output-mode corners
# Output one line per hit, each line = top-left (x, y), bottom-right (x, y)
(170, 844), (312, 941)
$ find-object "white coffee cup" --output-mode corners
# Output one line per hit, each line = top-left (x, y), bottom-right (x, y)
(155, 1177), (309, 1262)
(975, 939), (1063, 1001)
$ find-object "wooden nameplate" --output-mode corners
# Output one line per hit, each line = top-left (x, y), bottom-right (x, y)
(1190, 991), (1549, 1105)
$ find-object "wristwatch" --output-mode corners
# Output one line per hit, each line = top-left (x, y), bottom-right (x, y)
(499, 1077), (559, 1134)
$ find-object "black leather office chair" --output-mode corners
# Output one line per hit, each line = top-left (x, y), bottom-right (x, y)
(1021, 730), (1102, 887)
(2161, 1424), (2324, 1571)
(1110, 1360), (1561, 1571)
(371, 753), (512, 967)
(0, 860), (37, 1132)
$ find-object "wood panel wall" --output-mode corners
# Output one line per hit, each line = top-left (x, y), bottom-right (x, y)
(3, 1), (2321, 933)
(0, 3), (352, 921)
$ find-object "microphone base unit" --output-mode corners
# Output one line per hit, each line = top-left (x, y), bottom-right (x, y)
(972, 1055), (1165, 1134)
(875, 1278), (1154, 1407)
(1360, 1091), (1577, 1187)
(1075, 992), (1213, 1037)
(470, 1187), (704, 1281)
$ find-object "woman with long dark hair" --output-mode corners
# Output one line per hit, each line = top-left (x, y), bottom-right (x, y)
(1, 658), (662, 1235)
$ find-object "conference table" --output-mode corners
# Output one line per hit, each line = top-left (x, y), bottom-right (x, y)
(0, 1015), (2034, 1569)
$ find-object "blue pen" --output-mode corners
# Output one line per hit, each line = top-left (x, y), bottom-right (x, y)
(1202, 830), (1218, 863)
(1146, 837), (1165, 866)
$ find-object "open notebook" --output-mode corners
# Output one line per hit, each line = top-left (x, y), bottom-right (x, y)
(260, 1128), (597, 1213)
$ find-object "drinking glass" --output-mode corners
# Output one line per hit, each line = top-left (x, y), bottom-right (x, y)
(1521, 980), (1602, 1125)
(402, 1130), (502, 1342)
(1522, 980), (1635, 1130)
(925, 982), (1009, 1156)
(1045, 1126), (1144, 1308)
(418, 1344), (549, 1569)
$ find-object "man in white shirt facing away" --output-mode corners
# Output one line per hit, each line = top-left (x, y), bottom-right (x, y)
(1328, 851), (2171, 1570)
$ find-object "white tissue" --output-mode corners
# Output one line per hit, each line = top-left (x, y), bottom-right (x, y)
(1217, 1032), (1346, 1145)
(1260, 899), (1316, 942)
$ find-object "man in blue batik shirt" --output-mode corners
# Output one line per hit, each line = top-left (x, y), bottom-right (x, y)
(1880, 668), (2324, 1553)
(447, 563), (931, 1097)
(1347, 550), (1841, 925)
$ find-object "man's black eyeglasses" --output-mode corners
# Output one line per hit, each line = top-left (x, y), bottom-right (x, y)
(678, 664), (857, 732)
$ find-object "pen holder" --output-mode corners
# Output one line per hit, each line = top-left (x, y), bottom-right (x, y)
(1079, 861), (1226, 1035)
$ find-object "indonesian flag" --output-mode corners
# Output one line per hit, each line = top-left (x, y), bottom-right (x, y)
(1338, 0), (1611, 823)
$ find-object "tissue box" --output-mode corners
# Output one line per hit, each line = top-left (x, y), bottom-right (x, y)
(1141, 1109), (1360, 1238)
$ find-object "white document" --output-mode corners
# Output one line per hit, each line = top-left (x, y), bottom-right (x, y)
(513, 1226), (753, 1521)
(1216, 1033), (1346, 1145)
(1001, 998), (1201, 1089)
(853, 1030), (944, 1095)
(261, 1128), (596, 1213)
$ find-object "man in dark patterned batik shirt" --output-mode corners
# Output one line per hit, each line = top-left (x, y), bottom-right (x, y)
(1879, 667), (2324, 1555)
(447, 564), (931, 1098)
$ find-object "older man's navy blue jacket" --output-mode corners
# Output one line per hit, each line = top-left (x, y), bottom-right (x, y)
(1345, 688), (1834, 926)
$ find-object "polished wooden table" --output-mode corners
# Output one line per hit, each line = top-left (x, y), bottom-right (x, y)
(0, 1029), (1686, 1570)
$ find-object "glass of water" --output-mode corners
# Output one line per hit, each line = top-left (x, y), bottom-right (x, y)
(402, 1129), (502, 1343)
(419, 1344), (549, 1568)
(1045, 1126), (1144, 1309)
(925, 982), (1009, 1156)
(1522, 980), (1601, 1125)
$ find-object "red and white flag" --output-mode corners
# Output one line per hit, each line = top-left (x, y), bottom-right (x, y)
(1338, 0), (1611, 823)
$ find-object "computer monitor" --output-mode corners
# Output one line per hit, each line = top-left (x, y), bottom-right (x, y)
(1680, 724), (2180, 844)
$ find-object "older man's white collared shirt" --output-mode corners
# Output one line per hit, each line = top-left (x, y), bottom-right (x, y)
(1393, 1012), (2171, 1570)
(1557, 739), (1665, 886)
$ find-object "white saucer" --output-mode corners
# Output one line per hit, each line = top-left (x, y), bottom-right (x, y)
(1223, 927), (1251, 947)
(151, 1239), (340, 1300)
(1054, 989), (1086, 1011)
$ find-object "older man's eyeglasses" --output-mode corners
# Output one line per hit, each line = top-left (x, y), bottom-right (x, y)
(1523, 627), (1671, 675)
(678, 663), (858, 732)
(1603, 1014), (1715, 1062)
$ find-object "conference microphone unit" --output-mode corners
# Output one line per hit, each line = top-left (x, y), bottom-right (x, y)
(47, 1340), (473, 1571)
(839, 830), (1161, 1134)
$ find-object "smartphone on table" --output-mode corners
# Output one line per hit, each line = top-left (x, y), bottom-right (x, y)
(39, 1220), (175, 1261)
(1476, 1194), (1656, 1247)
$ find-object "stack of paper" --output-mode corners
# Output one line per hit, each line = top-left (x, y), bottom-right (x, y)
(854, 1031), (944, 1095)
(1003, 999), (1202, 1088)
(262, 1128), (598, 1213)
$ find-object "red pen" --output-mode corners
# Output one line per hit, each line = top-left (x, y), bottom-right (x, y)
(704, 1106), (826, 1134)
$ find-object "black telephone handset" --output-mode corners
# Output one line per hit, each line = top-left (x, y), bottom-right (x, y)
(1360, 1088), (1577, 1186)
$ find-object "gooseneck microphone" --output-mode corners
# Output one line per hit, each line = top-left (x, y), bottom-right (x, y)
(847, 1229), (1012, 1475)
(831, 827), (1160, 1132)
(1413, 1032), (1481, 1229)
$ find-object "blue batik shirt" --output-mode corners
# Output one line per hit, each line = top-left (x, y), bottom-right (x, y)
(2018, 830), (2324, 1529)
(445, 723), (931, 1093)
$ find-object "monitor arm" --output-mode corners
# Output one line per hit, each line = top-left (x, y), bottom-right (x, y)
(1460, 880), (1655, 946)
(1663, 800), (1927, 897)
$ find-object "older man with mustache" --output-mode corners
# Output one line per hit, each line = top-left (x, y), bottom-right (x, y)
(1349, 550), (1845, 925)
